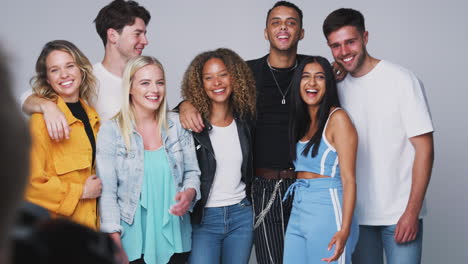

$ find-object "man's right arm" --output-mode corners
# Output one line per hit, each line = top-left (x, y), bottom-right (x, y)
(22, 93), (70, 141)
(178, 100), (204, 133)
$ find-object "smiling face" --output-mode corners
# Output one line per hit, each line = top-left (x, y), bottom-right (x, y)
(327, 25), (368, 77)
(264, 6), (304, 52)
(130, 64), (165, 114)
(300, 62), (327, 107)
(45, 50), (82, 102)
(113, 17), (148, 60)
(202, 58), (232, 107)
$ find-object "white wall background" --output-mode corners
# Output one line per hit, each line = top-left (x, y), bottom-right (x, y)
(1, 0), (467, 263)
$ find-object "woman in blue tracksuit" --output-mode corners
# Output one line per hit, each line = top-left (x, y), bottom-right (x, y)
(284, 56), (359, 264)
(180, 48), (256, 264)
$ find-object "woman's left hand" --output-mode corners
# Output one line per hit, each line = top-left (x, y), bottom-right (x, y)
(321, 229), (349, 263)
(170, 188), (196, 216)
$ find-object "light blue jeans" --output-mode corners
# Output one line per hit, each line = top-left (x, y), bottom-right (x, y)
(352, 220), (423, 264)
(189, 198), (254, 264)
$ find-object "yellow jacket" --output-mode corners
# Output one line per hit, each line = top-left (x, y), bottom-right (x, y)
(26, 96), (100, 230)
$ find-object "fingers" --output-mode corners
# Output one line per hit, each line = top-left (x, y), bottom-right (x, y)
(394, 222), (418, 243)
(179, 101), (204, 132)
(82, 175), (102, 199)
(170, 192), (190, 216)
(331, 61), (347, 81)
(322, 242), (343, 263)
(180, 114), (190, 130)
(56, 114), (70, 140)
(46, 120), (57, 141)
(61, 116), (71, 140)
(336, 70), (347, 81)
(170, 202), (189, 216)
(394, 223), (403, 243)
(187, 115), (203, 133)
(327, 238), (335, 251)
(195, 113), (204, 132)
(44, 112), (70, 141)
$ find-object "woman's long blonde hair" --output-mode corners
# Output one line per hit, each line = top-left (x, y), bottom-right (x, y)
(30, 40), (97, 103)
(115, 56), (167, 151)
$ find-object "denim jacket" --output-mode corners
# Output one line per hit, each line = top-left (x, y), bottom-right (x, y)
(97, 112), (201, 234)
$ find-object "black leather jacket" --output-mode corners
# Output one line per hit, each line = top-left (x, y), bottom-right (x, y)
(191, 117), (254, 225)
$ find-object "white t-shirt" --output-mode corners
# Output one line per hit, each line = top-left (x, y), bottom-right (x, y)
(205, 120), (246, 208)
(90, 62), (122, 121)
(20, 62), (122, 122)
(338, 60), (434, 226)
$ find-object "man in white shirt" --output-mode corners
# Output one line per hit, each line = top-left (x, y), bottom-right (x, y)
(322, 8), (434, 264)
(21, 0), (150, 140)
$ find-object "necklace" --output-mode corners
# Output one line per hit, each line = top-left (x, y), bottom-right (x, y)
(267, 57), (297, 105)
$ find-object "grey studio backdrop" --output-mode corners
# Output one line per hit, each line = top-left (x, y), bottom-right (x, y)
(1, 0), (466, 263)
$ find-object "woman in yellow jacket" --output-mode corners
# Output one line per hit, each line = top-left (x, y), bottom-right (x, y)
(25, 40), (101, 230)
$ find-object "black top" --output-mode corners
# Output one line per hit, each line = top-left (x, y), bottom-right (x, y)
(247, 54), (306, 170)
(66, 101), (96, 166)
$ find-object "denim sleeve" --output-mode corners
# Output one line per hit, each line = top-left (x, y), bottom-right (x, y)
(96, 121), (122, 234)
(176, 116), (201, 211)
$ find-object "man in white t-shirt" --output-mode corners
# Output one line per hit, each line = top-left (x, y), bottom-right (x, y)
(21, 0), (150, 139)
(322, 8), (434, 264)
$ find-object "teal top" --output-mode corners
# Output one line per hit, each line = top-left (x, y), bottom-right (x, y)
(121, 148), (192, 263)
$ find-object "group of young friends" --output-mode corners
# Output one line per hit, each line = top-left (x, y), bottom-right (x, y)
(20, 0), (434, 264)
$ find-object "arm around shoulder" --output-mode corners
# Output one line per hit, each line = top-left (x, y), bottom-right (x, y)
(23, 94), (70, 141)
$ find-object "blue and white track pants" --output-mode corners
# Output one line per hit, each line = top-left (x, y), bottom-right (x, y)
(283, 177), (359, 264)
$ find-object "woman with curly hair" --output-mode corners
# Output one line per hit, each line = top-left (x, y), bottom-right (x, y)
(25, 40), (101, 230)
(181, 48), (256, 264)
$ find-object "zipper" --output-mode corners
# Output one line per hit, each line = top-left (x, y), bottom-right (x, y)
(194, 136), (216, 222)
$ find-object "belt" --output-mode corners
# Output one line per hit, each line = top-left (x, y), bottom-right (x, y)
(255, 168), (296, 180)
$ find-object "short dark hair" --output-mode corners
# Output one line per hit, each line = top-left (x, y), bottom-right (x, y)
(322, 8), (365, 39)
(94, 0), (151, 46)
(266, 1), (303, 28)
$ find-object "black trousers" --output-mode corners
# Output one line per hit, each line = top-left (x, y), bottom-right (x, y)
(129, 252), (190, 264)
(252, 177), (295, 264)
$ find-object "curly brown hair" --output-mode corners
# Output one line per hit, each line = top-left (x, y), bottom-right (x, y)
(181, 48), (256, 120)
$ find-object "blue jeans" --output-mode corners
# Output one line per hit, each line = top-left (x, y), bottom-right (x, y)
(189, 198), (254, 264)
(352, 220), (423, 264)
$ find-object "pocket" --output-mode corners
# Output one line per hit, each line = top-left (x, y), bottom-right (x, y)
(54, 154), (90, 175)
(167, 140), (183, 154)
(116, 146), (135, 159)
(239, 198), (252, 208)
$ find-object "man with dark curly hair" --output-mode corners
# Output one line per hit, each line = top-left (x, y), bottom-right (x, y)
(179, 2), (310, 263)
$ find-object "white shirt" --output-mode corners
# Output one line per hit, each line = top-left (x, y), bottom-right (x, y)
(338, 60), (433, 225)
(205, 120), (246, 207)
(90, 62), (122, 121)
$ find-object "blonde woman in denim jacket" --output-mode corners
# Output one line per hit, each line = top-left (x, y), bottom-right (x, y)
(97, 56), (200, 264)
